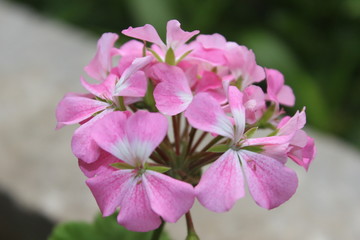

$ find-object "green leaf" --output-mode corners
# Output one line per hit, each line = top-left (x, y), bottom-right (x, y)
(147, 165), (171, 173)
(110, 162), (135, 170)
(267, 129), (279, 137)
(165, 48), (176, 65)
(244, 127), (258, 138)
(241, 145), (263, 153)
(49, 213), (171, 240)
(207, 144), (230, 153)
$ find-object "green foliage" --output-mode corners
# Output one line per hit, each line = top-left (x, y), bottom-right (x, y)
(48, 213), (171, 240)
(207, 144), (230, 153)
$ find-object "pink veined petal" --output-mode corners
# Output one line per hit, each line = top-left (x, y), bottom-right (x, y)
(243, 85), (266, 124)
(185, 93), (234, 139)
(243, 135), (293, 147)
(115, 71), (147, 97)
(80, 75), (116, 100)
(277, 109), (306, 136)
(114, 56), (153, 96)
(55, 93), (108, 129)
(290, 129), (308, 148)
(143, 170), (195, 222)
(152, 63), (193, 115)
(277, 85), (295, 106)
(91, 111), (135, 165)
(117, 175), (162, 232)
(125, 111), (168, 165)
(84, 33), (119, 81)
(239, 150), (298, 209)
(86, 169), (134, 216)
(166, 19), (199, 50)
(78, 150), (119, 178)
(261, 143), (289, 164)
(196, 150), (244, 212)
(71, 109), (113, 163)
(122, 24), (166, 50)
(228, 86), (245, 142)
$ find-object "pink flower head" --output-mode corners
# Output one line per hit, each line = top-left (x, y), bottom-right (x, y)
(185, 86), (298, 212)
(265, 68), (295, 106)
(122, 20), (199, 62)
(86, 111), (195, 232)
(277, 109), (316, 170)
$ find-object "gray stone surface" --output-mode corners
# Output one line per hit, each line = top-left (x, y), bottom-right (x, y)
(1, 1), (360, 239)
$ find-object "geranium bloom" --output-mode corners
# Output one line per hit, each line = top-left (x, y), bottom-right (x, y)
(85, 111), (195, 231)
(122, 20), (199, 63)
(185, 86), (298, 212)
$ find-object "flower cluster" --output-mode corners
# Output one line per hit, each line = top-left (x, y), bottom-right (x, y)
(56, 20), (316, 233)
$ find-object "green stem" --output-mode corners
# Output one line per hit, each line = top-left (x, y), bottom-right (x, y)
(151, 220), (165, 240)
(189, 132), (208, 154)
(185, 211), (199, 240)
(118, 96), (126, 111)
(172, 115), (180, 155)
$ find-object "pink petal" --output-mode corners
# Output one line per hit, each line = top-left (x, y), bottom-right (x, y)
(196, 150), (244, 212)
(143, 170), (195, 222)
(114, 56), (153, 96)
(84, 33), (119, 81)
(78, 150), (119, 178)
(115, 71), (147, 97)
(55, 93), (108, 129)
(152, 63), (193, 115)
(195, 71), (222, 93)
(80, 75), (116, 99)
(115, 40), (144, 57)
(243, 135), (293, 147)
(185, 93), (234, 139)
(196, 33), (227, 49)
(166, 19), (199, 50)
(122, 24), (165, 50)
(91, 111), (134, 165)
(266, 68), (284, 102)
(288, 136), (316, 171)
(239, 150), (298, 209)
(243, 85), (266, 124)
(277, 85), (295, 106)
(86, 169), (134, 216)
(117, 176), (162, 232)
(277, 109), (306, 136)
(228, 86), (245, 142)
(125, 110), (168, 165)
(71, 109), (113, 163)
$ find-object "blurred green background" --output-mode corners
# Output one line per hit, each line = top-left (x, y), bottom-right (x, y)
(8, 0), (360, 148)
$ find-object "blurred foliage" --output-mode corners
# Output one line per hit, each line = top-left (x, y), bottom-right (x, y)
(48, 213), (170, 240)
(8, 0), (360, 148)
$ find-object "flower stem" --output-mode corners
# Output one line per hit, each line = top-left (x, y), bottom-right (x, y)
(172, 115), (180, 155)
(151, 220), (165, 240)
(185, 211), (199, 240)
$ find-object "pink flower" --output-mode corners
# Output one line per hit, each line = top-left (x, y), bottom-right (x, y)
(122, 20), (199, 62)
(55, 56), (153, 163)
(276, 109), (316, 170)
(185, 86), (298, 212)
(86, 111), (195, 232)
(265, 68), (295, 106)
